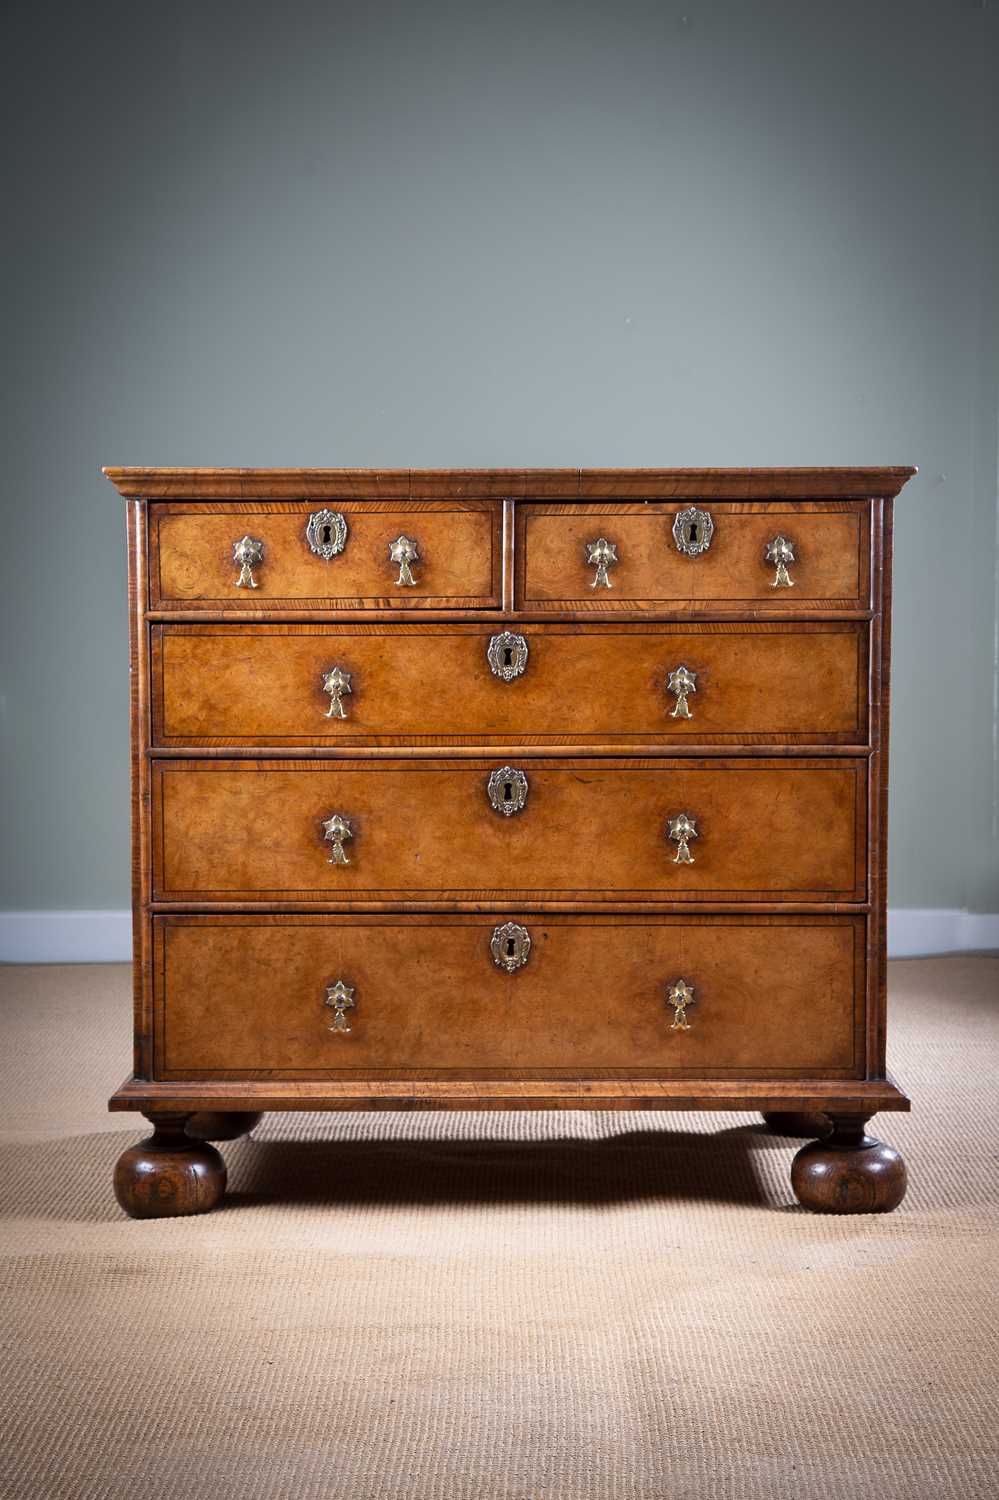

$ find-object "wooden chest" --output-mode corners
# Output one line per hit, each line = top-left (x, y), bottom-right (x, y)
(105, 467), (914, 1216)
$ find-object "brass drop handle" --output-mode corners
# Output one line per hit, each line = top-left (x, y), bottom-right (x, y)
(324, 979), (356, 1033)
(667, 665), (697, 719)
(322, 665), (352, 719)
(232, 535), (264, 588)
(666, 978), (696, 1031)
(491, 922), (531, 972)
(765, 534), (796, 587)
(389, 534), (420, 586)
(322, 812), (353, 865)
(666, 812), (698, 865)
(586, 537), (618, 588)
(487, 631), (529, 681)
(487, 765), (529, 816)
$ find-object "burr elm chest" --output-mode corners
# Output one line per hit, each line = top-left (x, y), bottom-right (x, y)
(104, 467), (915, 1216)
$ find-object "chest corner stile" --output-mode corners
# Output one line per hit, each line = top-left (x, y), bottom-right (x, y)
(104, 465), (915, 1218)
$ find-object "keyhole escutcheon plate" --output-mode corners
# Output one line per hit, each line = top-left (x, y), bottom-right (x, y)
(487, 765), (529, 816)
(672, 506), (714, 557)
(305, 509), (349, 561)
(490, 922), (531, 972)
(487, 631), (529, 682)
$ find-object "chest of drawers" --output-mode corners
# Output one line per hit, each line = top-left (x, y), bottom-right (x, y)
(104, 467), (915, 1217)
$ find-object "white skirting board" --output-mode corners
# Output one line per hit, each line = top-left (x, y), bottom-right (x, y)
(0, 908), (998, 964)
(887, 908), (999, 959)
(0, 911), (134, 964)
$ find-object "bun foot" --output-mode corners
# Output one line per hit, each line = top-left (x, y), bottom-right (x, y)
(762, 1111), (831, 1138)
(186, 1110), (264, 1142)
(114, 1113), (226, 1219)
(791, 1114), (907, 1214)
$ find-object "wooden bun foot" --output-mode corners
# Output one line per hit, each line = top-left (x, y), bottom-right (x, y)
(186, 1110), (264, 1142)
(762, 1111), (832, 1138)
(114, 1113), (226, 1219)
(791, 1114), (907, 1214)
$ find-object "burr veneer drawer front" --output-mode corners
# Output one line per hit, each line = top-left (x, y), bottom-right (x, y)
(149, 501), (502, 609)
(152, 621), (868, 748)
(151, 758), (866, 904)
(152, 914), (864, 1078)
(518, 502), (870, 611)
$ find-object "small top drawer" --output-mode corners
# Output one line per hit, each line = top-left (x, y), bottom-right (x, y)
(149, 501), (502, 610)
(518, 501), (870, 612)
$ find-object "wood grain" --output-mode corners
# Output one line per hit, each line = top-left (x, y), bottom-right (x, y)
(151, 757), (866, 904)
(126, 501), (154, 1077)
(151, 913), (863, 1079)
(790, 1114), (908, 1213)
(151, 621), (868, 749)
(113, 1113), (226, 1218)
(149, 501), (501, 609)
(103, 466), (917, 500)
(104, 468), (915, 1196)
(518, 503), (869, 610)
(109, 1075), (911, 1114)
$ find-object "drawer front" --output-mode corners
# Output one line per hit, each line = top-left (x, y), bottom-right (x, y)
(519, 502), (870, 611)
(152, 758), (866, 903)
(149, 501), (502, 609)
(153, 621), (868, 748)
(153, 914), (863, 1078)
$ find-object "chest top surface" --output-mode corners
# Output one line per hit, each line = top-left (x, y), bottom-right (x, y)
(104, 466), (916, 499)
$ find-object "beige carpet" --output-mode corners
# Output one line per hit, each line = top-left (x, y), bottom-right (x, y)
(0, 958), (997, 1500)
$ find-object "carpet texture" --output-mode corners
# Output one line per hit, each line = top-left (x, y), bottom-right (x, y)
(0, 957), (997, 1499)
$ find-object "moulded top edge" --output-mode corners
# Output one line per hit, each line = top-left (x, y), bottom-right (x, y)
(102, 466), (918, 501)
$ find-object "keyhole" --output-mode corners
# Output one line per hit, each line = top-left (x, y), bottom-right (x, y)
(503, 646), (513, 668)
(320, 523), (332, 548)
(506, 937), (516, 959)
(688, 522), (699, 544)
(503, 782), (512, 802)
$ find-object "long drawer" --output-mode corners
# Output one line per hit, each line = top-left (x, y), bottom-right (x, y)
(152, 913), (864, 1078)
(152, 621), (868, 748)
(518, 501), (870, 611)
(151, 757), (866, 903)
(149, 501), (502, 609)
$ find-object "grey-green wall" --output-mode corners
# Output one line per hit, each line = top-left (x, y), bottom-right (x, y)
(2, 0), (997, 914)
